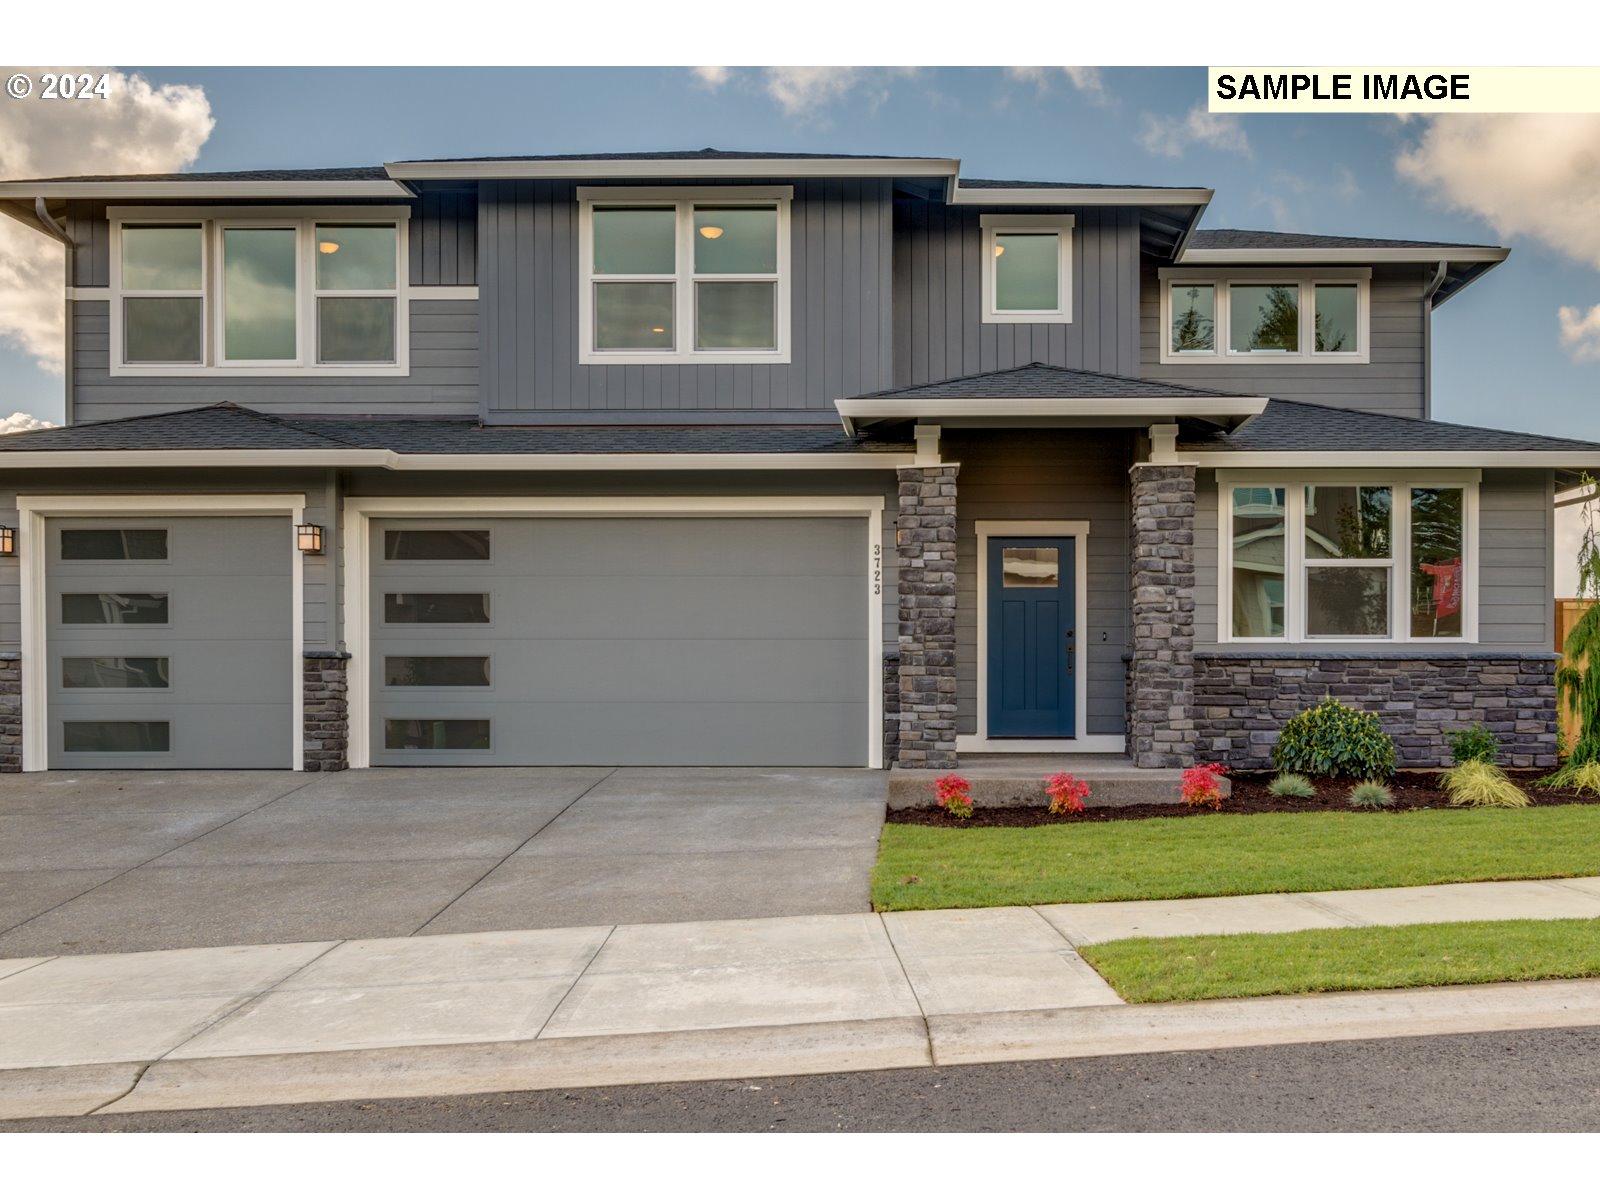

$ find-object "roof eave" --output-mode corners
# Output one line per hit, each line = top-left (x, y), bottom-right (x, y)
(1177, 246), (1510, 265)
(0, 180), (412, 201)
(387, 157), (960, 181)
(836, 395), (1269, 430)
(0, 448), (915, 471)
(1176, 449), (1599, 467)
(947, 184), (1215, 208)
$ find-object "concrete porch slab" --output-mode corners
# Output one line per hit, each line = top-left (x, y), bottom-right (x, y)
(887, 754), (1220, 809)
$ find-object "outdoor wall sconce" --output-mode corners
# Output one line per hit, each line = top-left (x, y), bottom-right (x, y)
(0, 525), (15, 556)
(296, 523), (325, 554)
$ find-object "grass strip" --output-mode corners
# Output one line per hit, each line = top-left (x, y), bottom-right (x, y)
(1079, 917), (1600, 1003)
(873, 806), (1600, 911)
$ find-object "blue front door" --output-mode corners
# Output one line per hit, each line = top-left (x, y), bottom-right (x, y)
(987, 537), (1076, 738)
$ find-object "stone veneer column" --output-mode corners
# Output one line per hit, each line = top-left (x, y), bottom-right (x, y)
(896, 465), (959, 769)
(303, 650), (352, 771)
(1129, 463), (1197, 768)
(0, 651), (20, 773)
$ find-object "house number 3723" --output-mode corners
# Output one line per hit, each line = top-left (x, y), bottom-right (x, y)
(872, 542), (882, 596)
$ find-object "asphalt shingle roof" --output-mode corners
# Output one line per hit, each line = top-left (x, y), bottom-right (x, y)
(1177, 398), (1600, 454)
(0, 403), (906, 456)
(852, 362), (1256, 402)
(10, 166), (391, 184)
(1188, 228), (1502, 252)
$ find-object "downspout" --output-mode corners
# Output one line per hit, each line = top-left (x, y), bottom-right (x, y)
(1420, 260), (1448, 421)
(34, 199), (75, 426)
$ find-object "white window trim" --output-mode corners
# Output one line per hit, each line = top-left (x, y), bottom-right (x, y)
(979, 214), (1074, 325)
(15, 493), (307, 773)
(956, 520), (1126, 755)
(341, 495), (884, 770)
(576, 186), (793, 366)
(1158, 267), (1371, 365)
(1216, 471), (1480, 646)
(108, 205), (410, 377)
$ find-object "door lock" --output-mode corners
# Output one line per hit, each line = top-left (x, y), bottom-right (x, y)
(1065, 628), (1076, 672)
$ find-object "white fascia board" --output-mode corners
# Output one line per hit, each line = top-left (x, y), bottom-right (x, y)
(1189, 451), (1599, 467)
(0, 181), (412, 200)
(950, 185), (1213, 207)
(1179, 246), (1509, 265)
(836, 396), (1269, 422)
(388, 158), (959, 181)
(0, 449), (913, 471)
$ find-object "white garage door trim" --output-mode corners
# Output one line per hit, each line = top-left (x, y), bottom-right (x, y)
(16, 493), (307, 773)
(343, 495), (887, 769)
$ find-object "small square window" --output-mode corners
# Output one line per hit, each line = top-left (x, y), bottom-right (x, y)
(981, 215), (1073, 324)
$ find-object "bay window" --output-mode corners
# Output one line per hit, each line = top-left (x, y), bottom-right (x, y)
(1160, 270), (1370, 364)
(1224, 479), (1473, 642)
(111, 207), (407, 375)
(578, 188), (791, 364)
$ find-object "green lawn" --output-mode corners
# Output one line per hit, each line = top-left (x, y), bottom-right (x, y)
(872, 806), (1600, 911)
(1080, 918), (1600, 1003)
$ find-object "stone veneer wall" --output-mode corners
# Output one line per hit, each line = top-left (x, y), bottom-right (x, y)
(882, 650), (901, 769)
(1195, 652), (1560, 770)
(303, 650), (351, 772)
(1128, 464), (1196, 768)
(0, 652), (19, 773)
(896, 464), (959, 769)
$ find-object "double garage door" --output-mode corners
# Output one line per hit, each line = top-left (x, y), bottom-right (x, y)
(45, 516), (293, 769)
(368, 516), (869, 767)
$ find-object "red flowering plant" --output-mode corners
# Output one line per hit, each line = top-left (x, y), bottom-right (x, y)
(1179, 762), (1229, 810)
(933, 774), (974, 820)
(1044, 772), (1090, 815)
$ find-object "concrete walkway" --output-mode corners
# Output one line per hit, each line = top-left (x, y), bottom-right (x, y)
(5, 876), (1600, 1119)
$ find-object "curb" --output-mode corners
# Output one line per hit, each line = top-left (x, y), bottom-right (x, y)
(7, 979), (1600, 1120)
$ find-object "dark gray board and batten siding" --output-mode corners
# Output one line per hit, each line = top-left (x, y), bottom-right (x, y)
(1139, 262), (1431, 419)
(65, 195), (479, 422)
(892, 202), (1142, 388)
(477, 178), (894, 423)
(1194, 467), (1555, 651)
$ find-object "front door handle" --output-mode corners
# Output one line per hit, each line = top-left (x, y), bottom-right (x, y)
(1065, 629), (1075, 673)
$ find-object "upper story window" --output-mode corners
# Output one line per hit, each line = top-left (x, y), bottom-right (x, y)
(109, 206), (408, 377)
(1222, 476), (1475, 644)
(1160, 269), (1370, 365)
(979, 214), (1074, 324)
(577, 187), (792, 365)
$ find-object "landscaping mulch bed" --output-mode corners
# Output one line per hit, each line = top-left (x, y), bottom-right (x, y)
(886, 771), (1600, 828)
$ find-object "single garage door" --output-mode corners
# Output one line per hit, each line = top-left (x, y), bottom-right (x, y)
(46, 516), (293, 769)
(369, 516), (868, 766)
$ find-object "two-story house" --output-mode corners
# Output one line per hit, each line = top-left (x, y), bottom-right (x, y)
(0, 149), (1588, 774)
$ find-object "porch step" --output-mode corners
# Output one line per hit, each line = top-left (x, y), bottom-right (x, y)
(886, 755), (1224, 810)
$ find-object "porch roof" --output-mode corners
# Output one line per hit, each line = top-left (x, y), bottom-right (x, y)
(835, 362), (1268, 434)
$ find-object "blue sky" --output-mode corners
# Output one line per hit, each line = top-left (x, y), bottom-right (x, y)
(2, 65), (1597, 438)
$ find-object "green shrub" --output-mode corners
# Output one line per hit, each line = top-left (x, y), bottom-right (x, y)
(1442, 760), (1530, 809)
(1268, 772), (1316, 799)
(1348, 781), (1395, 810)
(1271, 696), (1397, 781)
(1446, 723), (1500, 766)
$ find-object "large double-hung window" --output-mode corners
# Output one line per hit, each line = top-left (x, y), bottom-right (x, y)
(110, 207), (407, 375)
(578, 187), (791, 364)
(1223, 478), (1474, 642)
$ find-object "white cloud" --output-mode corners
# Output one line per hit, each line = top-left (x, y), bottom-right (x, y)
(1137, 104), (1251, 159)
(1004, 66), (1108, 104)
(1559, 304), (1600, 364)
(690, 66), (730, 90)
(1396, 114), (1600, 270)
(0, 68), (213, 375)
(0, 411), (55, 434)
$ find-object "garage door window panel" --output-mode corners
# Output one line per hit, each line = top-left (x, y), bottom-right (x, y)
(62, 657), (171, 689)
(383, 530), (492, 561)
(384, 593), (491, 624)
(62, 721), (171, 754)
(60, 529), (168, 561)
(61, 593), (170, 625)
(384, 656), (492, 688)
(384, 719), (491, 751)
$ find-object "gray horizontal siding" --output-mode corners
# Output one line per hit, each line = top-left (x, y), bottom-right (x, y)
(66, 194), (475, 288)
(892, 202), (1140, 388)
(1196, 467), (1553, 651)
(478, 177), (894, 421)
(1139, 263), (1429, 419)
(949, 430), (1133, 738)
(70, 299), (478, 421)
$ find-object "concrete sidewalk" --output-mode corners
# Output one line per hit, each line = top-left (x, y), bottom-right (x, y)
(5, 876), (1600, 1120)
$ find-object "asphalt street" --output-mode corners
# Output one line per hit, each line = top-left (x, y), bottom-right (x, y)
(6, 1026), (1599, 1132)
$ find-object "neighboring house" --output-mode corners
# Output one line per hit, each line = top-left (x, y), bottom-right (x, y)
(0, 149), (1587, 774)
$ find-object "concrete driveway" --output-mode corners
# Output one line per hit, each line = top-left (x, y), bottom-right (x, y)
(0, 768), (887, 957)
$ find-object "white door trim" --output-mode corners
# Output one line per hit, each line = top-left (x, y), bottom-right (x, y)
(957, 520), (1126, 756)
(15, 493), (307, 772)
(342, 495), (887, 770)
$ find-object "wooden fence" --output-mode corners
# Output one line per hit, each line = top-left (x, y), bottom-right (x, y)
(1556, 599), (1593, 751)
